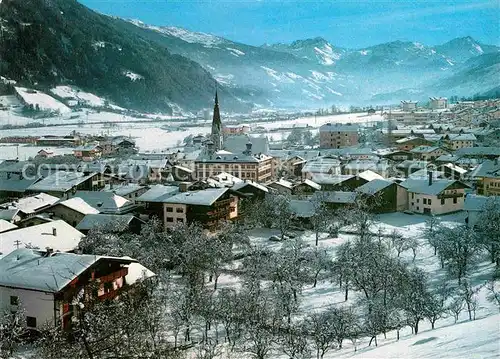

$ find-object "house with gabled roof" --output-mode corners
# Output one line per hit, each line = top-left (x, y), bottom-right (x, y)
(0, 248), (153, 330)
(161, 188), (239, 229)
(310, 174), (368, 192)
(470, 159), (500, 196)
(464, 194), (500, 227)
(72, 191), (136, 215)
(268, 178), (294, 195)
(301, 156), (341, 180)
(410, 146), (448, 161)
(102, 183), (148, 202)
(73, 145), (102, 161)
(27, 171), (103, 198)
(292, 179), (321, 195)
(0, 219), (85, 258)
(231, 181), (269, 200)
(396, 160), (431, 177)
(400, 173), (470, 215)
(135, 185), (179, 219)
(396, 136), (434, 151)
(42, 197), (99, 228)
(76, 214), (144, 234)
(443, 133), (477, 150)
(311, 191), (357, 210)
(356, 179), (408, 213)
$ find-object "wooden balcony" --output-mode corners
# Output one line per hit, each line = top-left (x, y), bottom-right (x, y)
(438, 192), (464, 199)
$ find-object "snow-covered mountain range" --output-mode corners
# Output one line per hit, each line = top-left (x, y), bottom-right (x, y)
(0, 0), (498, 113)
(129, 20), (500, 107)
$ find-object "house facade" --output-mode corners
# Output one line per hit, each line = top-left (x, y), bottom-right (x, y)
(319, 123), (359, 149)
(0, 249), (149, 330)
(401, 175), (469, 215)
(73, 145), (102, 161)
(162, 188), (239, 229)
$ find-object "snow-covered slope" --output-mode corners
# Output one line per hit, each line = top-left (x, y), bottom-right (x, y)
(14, 87), (71, 114)
(342, 314), (500, 359)
(263, 37), (346, 66)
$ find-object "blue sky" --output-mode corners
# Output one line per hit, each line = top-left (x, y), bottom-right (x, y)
(79, 0), (500, 48)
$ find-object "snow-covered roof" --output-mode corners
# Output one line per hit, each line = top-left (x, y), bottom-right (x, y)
(74, 145), (101, 151)
(343, 160), (390, 171)
(310, 174), (355, 185)
(0, 176), (41, 193)
(312, 191), (357, 204)
(0, 193), (59, 214)
(76, 214), (140, 231)
(231, 181), (269, 193)
(411, 145), (442, 154)
(297, 179), (321, 191)
(358, 170), (384, 182)
(469, 160), (500, 178)
(136, 185), (179, 202)
(0, 248), (135, 293)
(163, 188), (229, 206)
(73, 191), (135, 214)
(125, 262), (156, 285)
(103, 183), (146, 196)
(0, 209), (20, 222)
(212, 172), (243, 186)
(441, 163), (468, 175)
(395, 136), (421, 144)
(356, 179), (394, 195)
(454, 147), (500, 157)
(270, 179), (294, 190)
(464, 194), (500, 212)
(423, 134), (444, 142)
(28, 171), (97, 193)
(56, 197), (100, 215)
(0, 219), (17, 233)
(436, 155), (460, 163)
(400, 178), (469, 195)
(301, 158), (341, 173)
(445, 133), (477, 141)
(0, 220), (84, 258)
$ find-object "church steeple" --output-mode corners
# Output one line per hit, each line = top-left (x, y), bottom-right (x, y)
(211, 88), (223, 151)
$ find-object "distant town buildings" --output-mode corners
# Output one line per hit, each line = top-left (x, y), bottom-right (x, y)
(319, 123), (359, 149)
(401, 100), (418, 112)
(429, 97), (448, 110)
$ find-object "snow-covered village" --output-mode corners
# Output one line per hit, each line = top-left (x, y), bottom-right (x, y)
(0, 0), (499, 358)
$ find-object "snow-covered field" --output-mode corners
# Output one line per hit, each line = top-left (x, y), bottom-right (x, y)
(0, 112), (384, 158)
(50, 86), (108, 108)
(215, 212), (500, 358)
(14, 87), (71, 114)
(0, 145), (74, 161)
(344, 314), (500, 359)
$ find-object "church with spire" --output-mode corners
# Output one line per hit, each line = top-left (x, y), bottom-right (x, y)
(195, 89), (274, 183)
(211, 90), (223, 151)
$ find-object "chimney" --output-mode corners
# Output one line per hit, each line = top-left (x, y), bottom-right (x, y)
(428, 171), (433, 186)
(244, 141), (252, 155)
(45, 247), (54, 257)
(179, 182), (190, 192)
(52, 227), (57, 236)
